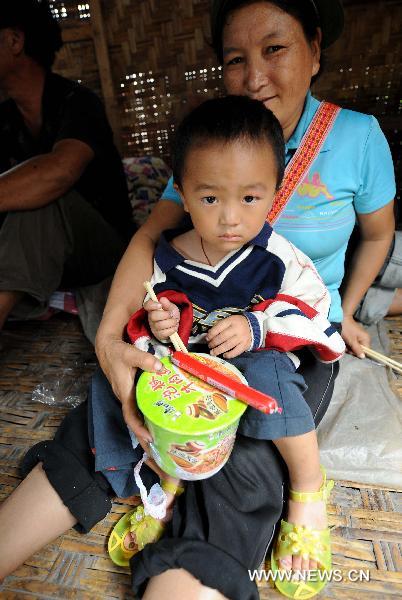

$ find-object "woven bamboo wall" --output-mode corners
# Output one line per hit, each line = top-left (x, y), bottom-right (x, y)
(52, 1), (101, 96)
(102, 0), (218, 157)
(51, 0), (402, 216)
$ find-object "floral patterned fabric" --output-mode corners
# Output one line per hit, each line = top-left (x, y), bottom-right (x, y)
(123, 156), (172, 227)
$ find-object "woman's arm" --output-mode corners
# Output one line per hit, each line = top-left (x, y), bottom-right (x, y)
(341, 201), (395, 357)
(95, 199), (184, 438)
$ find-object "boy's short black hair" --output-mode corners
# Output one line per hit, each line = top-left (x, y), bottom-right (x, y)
(172, 95), (285, 190)
(0, 0), (63, 69)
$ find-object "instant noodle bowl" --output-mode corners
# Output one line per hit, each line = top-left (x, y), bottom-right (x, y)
(136, 353), (247, 480)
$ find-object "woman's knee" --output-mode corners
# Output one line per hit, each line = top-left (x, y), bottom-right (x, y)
(143, 568), (229, 600)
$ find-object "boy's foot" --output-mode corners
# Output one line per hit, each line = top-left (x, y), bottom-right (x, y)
(109, 480), (184, 566)
(279, 472), (327, 572)
(123, 500), (175, 550)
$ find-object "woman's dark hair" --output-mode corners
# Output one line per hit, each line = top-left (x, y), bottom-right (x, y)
(172, 95), (285, 191)
(0, 0), (63, 69)
(211, 0), (324, 81)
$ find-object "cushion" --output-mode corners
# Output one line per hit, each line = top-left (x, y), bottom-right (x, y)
(123, 156), (172, 227)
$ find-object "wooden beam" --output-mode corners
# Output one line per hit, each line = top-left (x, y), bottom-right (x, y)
(62, 23), (92, 43)
(89, 0), (122, 153)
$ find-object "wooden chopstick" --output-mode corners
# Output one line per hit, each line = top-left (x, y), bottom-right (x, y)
(361, 345), (402, 375)
(361, 345), (402, 369)
(361, 346), (402, 370)
(144, 281), (189, 354)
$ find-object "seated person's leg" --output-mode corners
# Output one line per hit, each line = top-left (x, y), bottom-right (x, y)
(229, 351), (328, 572)
(59, 190), (127, 289)
(0, 190), (127, 326)
(143, 569), (229, 600)
(297, 342), (340, 425)
(354, 232), (402, 324)
(0, 291), (22, 330)
(0, 463), (76, 580)
(387, 288), (402, 316)
(131, 433), (283, 600)
(0, 200), (68, 323)
(0, 388), (114, 579)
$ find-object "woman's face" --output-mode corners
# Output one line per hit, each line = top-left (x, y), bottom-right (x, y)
(222, 2), (321, 140)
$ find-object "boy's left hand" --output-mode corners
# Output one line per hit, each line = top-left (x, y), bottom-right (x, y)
(206, 315), (251, 359)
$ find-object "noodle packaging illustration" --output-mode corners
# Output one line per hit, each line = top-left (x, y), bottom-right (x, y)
(136, 353), (247, 480)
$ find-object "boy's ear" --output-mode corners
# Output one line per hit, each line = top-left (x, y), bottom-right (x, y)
(173, 183), (189, 212)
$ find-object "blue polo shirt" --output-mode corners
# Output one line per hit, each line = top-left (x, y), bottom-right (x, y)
(161, 93), (396, 322)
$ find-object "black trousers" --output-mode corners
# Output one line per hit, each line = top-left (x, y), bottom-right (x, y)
(22, 344), (340, 600)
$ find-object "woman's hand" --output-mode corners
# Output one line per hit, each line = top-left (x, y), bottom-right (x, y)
(341, 203), (394, 359)
(94, 200), (185, 452)
(206, 315), (252, 358)
(96, 334), (164, 444)
(341, 315), (371, 358)
(144, 297), (180, 341)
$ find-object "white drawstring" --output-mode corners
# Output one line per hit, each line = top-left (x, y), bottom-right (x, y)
(133, 452), (168, 520)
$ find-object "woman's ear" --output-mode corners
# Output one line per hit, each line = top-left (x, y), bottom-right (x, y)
(311, 28), (322, 77)
(174, 183), (189, 212)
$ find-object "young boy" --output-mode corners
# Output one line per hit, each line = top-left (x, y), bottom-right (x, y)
(94, 96), (345, 577)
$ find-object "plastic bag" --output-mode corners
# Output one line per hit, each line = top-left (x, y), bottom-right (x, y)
(32, 357), (96, 408)
(318, 321), (402, 488)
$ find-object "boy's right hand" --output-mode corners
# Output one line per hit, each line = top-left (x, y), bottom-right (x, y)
(144, 296), (180, 341)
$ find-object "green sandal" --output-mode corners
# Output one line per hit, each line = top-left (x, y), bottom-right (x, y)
(108, 480), (184, 567)
(271, 467), (334, 599)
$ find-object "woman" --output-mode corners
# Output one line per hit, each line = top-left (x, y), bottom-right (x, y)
(0, 1), (396, 599)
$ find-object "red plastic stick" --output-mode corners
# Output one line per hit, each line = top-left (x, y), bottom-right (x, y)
(171, 351), (282, 415)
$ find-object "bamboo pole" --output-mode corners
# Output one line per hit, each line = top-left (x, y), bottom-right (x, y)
(89, 0), (122, 153)
(61, 23), (92, 43)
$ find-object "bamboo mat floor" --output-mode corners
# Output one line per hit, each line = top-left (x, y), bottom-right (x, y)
(0, 313), (401, 599)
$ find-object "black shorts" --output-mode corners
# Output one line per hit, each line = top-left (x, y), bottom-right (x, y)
(22, 344), (340, 600)
(21, 400), (114, 534)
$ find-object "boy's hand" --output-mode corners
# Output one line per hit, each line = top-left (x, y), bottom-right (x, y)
(206, 315), (251, 359)
(144, 296), (180, 342)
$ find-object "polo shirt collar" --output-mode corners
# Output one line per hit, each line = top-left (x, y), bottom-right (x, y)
(249, 222), (273, 248)
(285, 92), (324, 154)
(155, 232), (185, 273)
(155, 222), (273, 273)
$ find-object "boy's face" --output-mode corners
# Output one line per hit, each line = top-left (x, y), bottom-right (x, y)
(177, 139), (277, 253)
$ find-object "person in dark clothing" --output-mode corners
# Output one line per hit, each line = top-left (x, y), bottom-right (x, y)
(0, 0), (133, 330)
(0, 1), (395, 599)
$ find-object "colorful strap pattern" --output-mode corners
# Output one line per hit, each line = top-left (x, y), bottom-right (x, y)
(267, 101), (341, 225)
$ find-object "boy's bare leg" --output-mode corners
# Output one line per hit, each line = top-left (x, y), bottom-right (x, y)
(144, 569), (229, 600)
(0, 463), (76, 580)
(0, 290), (23, 330)
(274, 431), (325, 573)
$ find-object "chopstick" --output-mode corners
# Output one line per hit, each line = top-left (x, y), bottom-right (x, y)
(361, 345), (402, 375)
(144, 281), (188, 353)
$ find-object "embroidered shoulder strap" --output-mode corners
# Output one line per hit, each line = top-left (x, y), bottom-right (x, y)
(267, 101), (341, 225)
